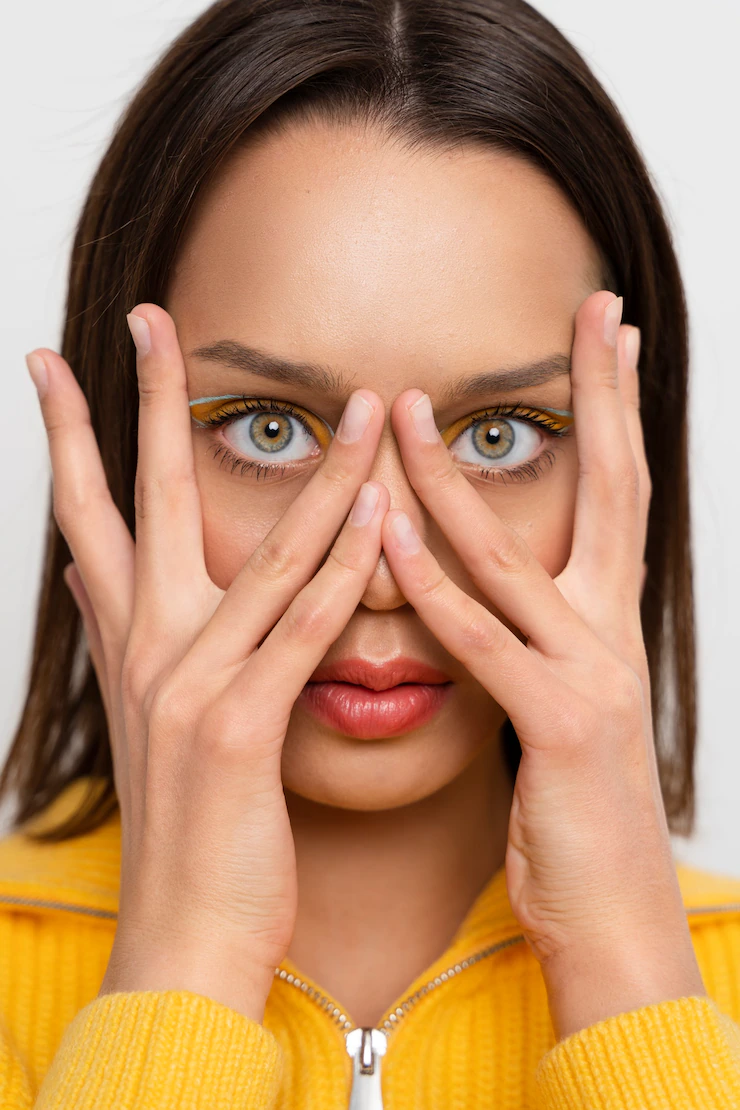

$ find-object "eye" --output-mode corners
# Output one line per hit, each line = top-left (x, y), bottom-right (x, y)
(441, 403), (574, 482)
(189, 395), (333, 470)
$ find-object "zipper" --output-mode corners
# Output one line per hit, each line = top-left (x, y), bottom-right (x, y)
(4, 893), (740, 1110)
(275, 932), (527, 1109)
(274, 901), (740, 1110)
(345, 1027), (387, 1109)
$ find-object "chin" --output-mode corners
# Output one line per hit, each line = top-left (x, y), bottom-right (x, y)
(280, 712), (494, 811)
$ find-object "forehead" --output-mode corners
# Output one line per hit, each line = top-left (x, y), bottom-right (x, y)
(168, 120), (602, 387)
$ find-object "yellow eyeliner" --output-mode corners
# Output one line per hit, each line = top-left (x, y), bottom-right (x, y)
(439, 405), (574, 447)
(188, 394), (334, 451)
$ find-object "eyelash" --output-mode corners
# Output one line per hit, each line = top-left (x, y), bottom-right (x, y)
(195, 395), (572, 485)
(446, 399), (572, 486)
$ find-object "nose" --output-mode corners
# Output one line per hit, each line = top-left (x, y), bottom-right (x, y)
(358, 418), (424, 611)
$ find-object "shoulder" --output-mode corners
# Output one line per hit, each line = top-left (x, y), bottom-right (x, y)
(675, 858), (740, 1022)
(0, 777), (120, 921)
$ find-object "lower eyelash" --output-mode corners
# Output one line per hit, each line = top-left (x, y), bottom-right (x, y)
(209, 442), (291, 480)
(203, 398), (570, 483)
(475, 447), (559, 485)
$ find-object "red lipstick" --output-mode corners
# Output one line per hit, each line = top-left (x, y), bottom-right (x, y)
(297, 658), (453, 739)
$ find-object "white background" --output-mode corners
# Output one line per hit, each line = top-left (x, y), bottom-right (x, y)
(1, 1), (738, 873)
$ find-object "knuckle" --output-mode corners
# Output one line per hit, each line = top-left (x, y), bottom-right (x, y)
(325, 544), (363, 577)
(53, 484), (108, 532)
(136, 373), (166, 406)
(133, 469), (200, 522)
(594, 359), (620, 390)
(417, 566), (449, 606)
(196, 702), (282, 768)
(423, 451), (461, 493)
(249, 534), (302, 585)
(484, 530), (529, 576)
(195, 709), (244, 766)
(458, 613), (498, 655)
(120, 647), (159, 713)
(133, 473), (163, 521)
(608, 667), (645, 724)
(285, 591), (332, 643)
(147, 675), (189, 735)
(611, 457), (640, 504)
(43, 407), (80, 443)
(319, 454), (357, 492)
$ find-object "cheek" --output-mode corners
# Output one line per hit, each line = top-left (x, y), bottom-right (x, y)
(475, 447), (579, 579)
(195, 456), (312, 589)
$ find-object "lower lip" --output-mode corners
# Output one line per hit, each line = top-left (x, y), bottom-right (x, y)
(297, 681), (453, 739)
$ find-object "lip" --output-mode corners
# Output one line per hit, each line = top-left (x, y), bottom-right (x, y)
(298, 657), (454, 739)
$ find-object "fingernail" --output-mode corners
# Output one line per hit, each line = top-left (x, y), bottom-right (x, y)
(625, 326), (641, 371)
(350, 482), (380, 527)
(603, 296), (623, 348)
(25, 352), (49, 398)
(126, 312), (152, 356)
(408, 393), (440, 443)
(390, 512), (420, 554)
(337, 392), (375, 443)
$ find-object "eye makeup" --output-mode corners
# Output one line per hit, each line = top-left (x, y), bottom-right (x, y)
(440, 401), (573, 485)
(189, 394), (574, 485)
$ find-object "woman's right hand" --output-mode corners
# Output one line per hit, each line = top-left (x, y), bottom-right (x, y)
(26, 303), (388, 1023)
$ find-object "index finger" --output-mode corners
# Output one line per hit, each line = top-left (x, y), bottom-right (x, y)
(568, 291), (643, 596)
(127, 304), (206, 618)
(25, 348), (135, 649)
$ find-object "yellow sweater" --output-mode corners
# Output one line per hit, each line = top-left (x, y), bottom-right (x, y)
(1, 777), (740, 1109)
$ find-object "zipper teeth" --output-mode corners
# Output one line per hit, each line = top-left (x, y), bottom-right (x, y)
(374, 932), (526, 1039)
(0, 894), (118, 919)
(276, 900), (740, 1039)
(275, 933), (528, 1037)
(4, 892), (740, 1039)
(274, 968), (355, 1031)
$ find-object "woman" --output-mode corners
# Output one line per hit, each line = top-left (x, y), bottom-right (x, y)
(2, 0), (740, 1106)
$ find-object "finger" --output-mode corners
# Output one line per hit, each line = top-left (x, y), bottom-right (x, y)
(390, 387), (590, 660)
(218, 481), (391, 726)
(63, 561), (112, 722)
(178, 389), (385, 675)
(25, 349), (134, 651)
(568, 291), (643, 595)
(127, 304), (206, 617)
(617, 324), (651, 567)
(380, 509), (571, 745)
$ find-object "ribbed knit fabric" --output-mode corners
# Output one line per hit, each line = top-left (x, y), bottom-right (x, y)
(1, 776), (740, 1109)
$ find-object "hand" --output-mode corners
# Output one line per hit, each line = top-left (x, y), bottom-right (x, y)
(381, 290), (706, 1039)
(26, 303), (389, 1024)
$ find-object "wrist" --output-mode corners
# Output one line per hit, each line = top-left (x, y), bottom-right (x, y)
(539, 936), (707, 1042)
(99, 943), (275, 1024)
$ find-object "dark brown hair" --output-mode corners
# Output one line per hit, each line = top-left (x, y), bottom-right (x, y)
(2, 0), (696, 842)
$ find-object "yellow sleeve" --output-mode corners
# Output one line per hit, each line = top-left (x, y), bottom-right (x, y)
(535, 994), (740, 1109)
(0, 1011), (35, 1107)
(28, 990), (284, 1110)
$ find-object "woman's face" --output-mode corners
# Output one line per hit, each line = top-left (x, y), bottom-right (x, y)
(166, 120), (604, 812)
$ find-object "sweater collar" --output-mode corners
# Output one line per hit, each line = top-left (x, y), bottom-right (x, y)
(1, 776), (740, 950)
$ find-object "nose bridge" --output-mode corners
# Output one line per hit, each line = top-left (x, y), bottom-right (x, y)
(356, 416), (426, 611)
(367, 417), (424, 524)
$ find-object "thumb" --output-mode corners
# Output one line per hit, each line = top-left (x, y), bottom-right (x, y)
(63, 561), (112, 722)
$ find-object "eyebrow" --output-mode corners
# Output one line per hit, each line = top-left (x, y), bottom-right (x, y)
(187, 340), (354, 394)
(187, 339), (571, 400)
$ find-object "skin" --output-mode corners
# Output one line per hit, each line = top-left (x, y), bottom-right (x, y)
(165, 121), (590, 1024)
(28, 117), (706, 1039)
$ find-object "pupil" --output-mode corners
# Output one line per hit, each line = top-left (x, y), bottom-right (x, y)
(265, 420), (281, 438)
(486, 428), (499, 443)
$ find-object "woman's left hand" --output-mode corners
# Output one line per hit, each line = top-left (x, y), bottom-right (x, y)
(381, 289), (706, 1040)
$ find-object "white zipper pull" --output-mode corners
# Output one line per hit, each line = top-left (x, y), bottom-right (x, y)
(345, 1027), (388, 1110)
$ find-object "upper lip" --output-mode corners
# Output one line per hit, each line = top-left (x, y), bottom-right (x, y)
(307, 657), (452, 691)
